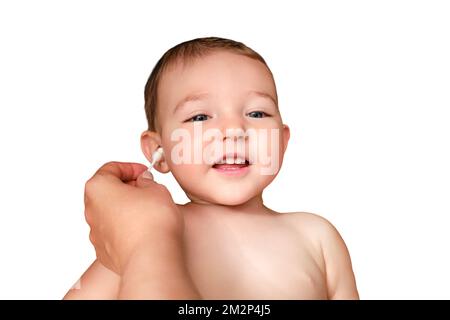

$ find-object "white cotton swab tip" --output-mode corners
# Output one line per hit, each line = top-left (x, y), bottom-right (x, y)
(148, 147), (164, 170)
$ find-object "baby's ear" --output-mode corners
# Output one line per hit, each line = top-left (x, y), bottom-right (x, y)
(282, 124), (290, 153)
(140, 130), (170, 174)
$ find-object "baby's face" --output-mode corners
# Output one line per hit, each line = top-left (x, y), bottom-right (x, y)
(153, 51), (289, 205)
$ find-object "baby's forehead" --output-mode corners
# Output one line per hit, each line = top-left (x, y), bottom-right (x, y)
(158, 52), (277, 100)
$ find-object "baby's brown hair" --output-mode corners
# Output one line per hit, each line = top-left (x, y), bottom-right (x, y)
(144, 36), (275, 132)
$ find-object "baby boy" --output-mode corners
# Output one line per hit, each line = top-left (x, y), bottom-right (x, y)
(64, 37), (358, 299)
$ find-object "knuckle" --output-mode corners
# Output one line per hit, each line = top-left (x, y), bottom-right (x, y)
(104, 161), (119, 167)
(84, 175), (107, 196)
(99, 161), (120, 174)
(84, 178), (96, 196)
(88, 231), (95, 244)
(84, 209), (92, 225)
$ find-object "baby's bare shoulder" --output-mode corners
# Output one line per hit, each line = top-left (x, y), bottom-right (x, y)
(276, 211), (346, 264)
(277, 211), (339, 241)
(277, 211), (359, 299)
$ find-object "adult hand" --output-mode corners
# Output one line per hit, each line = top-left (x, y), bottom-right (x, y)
(84, 162), (183, 275)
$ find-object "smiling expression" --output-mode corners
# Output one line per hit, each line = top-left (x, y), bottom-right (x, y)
(146, 51), (290, 205)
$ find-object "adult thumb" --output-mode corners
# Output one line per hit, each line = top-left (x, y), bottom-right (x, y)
(136, 170), (155, 188)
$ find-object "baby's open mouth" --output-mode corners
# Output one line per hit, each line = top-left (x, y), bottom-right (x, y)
(212, 154), (251, 171)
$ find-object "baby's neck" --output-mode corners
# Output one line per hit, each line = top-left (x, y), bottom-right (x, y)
(180, 193), (275, 218)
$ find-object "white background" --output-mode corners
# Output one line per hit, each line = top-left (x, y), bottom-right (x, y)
(0, 1), (449, 299)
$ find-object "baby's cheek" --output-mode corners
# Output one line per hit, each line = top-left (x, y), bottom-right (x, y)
(253, 172), (271, 189)
(170, 163), (206, 187)
(248, 132), (283, 176)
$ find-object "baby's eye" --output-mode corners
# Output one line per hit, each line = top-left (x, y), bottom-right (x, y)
(187, 114), (210, 122)
(247, 111), (268, 118)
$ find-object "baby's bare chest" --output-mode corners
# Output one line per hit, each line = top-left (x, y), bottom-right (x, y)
(182, 214), (328, 299)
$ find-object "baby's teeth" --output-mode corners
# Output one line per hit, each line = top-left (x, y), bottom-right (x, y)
(225, 158), (234, 164)
(216, 156), (247, 165)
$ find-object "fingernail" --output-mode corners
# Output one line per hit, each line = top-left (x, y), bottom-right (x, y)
(141, 170), (153, 180)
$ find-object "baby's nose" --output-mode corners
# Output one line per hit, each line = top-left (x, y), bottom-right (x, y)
(218, 115), (247, 140)
(223, 127), (248, 142)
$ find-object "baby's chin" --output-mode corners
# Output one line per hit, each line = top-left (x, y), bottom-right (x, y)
(209, 191), (256, 206)
(186, 183), (264, 206)
(173, 164), (278, 206)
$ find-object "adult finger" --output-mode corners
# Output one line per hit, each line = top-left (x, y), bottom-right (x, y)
(135, 170), (156, 188)
(126, 180), (137, 187)
(93, 162), (148, 182)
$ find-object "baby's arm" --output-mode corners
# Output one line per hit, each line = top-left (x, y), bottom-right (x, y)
(63, 259), (120, 300)
(319, 219), (359, 299)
